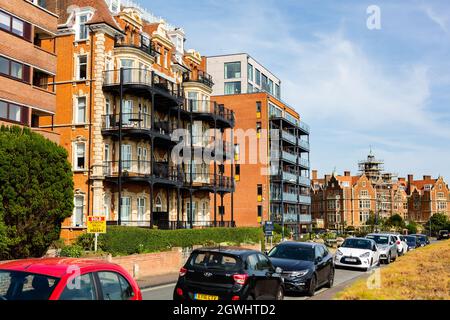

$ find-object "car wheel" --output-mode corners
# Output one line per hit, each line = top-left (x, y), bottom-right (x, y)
(276, 287), (284, 300)
(307, 275), (317, 297)
(325, 268), (335, 288)
(386, 254), (391, 264)
(246, 294), (254, 300)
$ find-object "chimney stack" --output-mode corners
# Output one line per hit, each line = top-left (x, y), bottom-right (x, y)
(408, 174), (414, 185)
(312, 170), (318, 180)
(325, 174), (331, 184)
(344, 171), (351, 177)
(423, 175), (431, 180)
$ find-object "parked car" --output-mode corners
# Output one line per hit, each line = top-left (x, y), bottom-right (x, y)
(173, 247), (284, 301)
(410, 234), (430, 246)
(0, 258), (142, 300)
(401, 235), (420, 250)
(268, 242), (334, 296)
(388, 233), (408, 255)
(438, 230), (449, 240)
(334, 237), (379, 271)
(366, 233), (398, 264)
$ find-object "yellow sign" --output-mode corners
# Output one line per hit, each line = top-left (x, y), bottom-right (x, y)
(87, 216), (107, 234)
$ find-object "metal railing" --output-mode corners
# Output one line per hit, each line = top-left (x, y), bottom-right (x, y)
(298, 176), (311, 187)
(153, 163), (182, 182)
(114, 35), (159, 58)
(183, 70), (214, 88)
(102, 113), (152, 131)
(184, 173), (234, 189)
(163, 220), (236, 229)
(299, 195), (312, 205)
(298, 139), (310, 151)
(103, 160), (151, 177)
(186, 99), (235, 123)
(281, 131), (297, 144)
(103, 68), (183, 99)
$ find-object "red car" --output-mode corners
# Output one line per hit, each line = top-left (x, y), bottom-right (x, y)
(0, 258), (142, 300)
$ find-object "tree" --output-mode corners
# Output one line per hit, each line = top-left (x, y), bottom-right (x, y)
(406, 221), (418, 235)
(427, 213), (449, 236)
(386, 214), (405, 230)
(0, 126), (74, 260)
(366, 211), (377, 232)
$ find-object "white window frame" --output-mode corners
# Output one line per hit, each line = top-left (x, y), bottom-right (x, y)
(75, 12), (90, 41)
(74, 96), (87, 124)
(137, 197), (146, 221)
(73, 195), (85, 227)
(76, 54), (88, 80)
(73, 141), (86, 171)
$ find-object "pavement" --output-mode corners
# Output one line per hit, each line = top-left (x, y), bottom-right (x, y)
(139, 266), (374, 300)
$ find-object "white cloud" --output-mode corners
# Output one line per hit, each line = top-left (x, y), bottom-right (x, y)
(423, 6), (449, 34)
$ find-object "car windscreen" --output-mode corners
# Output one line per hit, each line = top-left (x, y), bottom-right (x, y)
(0, 270), (59, 300)
(268, 245), (314, 261)
(341, 238), (372, 250)
(366, 235), (389, 245)
(187, 252), (241, 272)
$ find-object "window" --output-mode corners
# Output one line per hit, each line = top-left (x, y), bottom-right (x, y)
(360, 190), (369, 197)
(224, 81), (241, 95)
(247, 82), (253, 93)
(0, 271), (59, 300)
(256, 101), (262, 113)
(257, 205), (262, 218)
(255, 69), (261, 86)
(224, 62), (241, 79)
(0, 56), (8, 74)
(121, 144), (132, 171)
(234, 144), (240, 161)
(137, 197), (145, 221)
(261, 74), (268, 92)
(256, 122), (262, 137)
(275, 84), (280, 98)
(256, 254), (272, 271)
(359, 212), (370, 223)
(74, 142), (85, 170)
(121, 197), (131, 221)
(77, 14), (89, 41)
(0, 56), (29, 82)
(187, 92), (198, 111)
(108, 0), (121, 14)
(12, 18), (24, 37)
(164, 49), (169, 69)
(9, 104), (21, 122)
(257, 184), (262, 202)
(269, 103), (282, 118)
(268, 79), (274, 94)
(0, 11), (9, 31)
(0, 101), (6, 119)
(359, 200), (370, 209)
(155, 196), (162, 212)
(73, 195), (84, 227)
(235, 164), (240, 181)
(98, 271), (134, 300)
(247, 63), (253, 82)
(75, 97), (86, 124)
(10, 61), (23, 79)
(104, 194), (110, 220)
(0, 100), (27, 124)
(77, 55), (87, 80)
(59, 273), (95, 300)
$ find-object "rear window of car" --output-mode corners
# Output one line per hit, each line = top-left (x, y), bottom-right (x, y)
(0, 270), (59, 300)
(187, 251), (241, 272)
(366, 235), (389, 244)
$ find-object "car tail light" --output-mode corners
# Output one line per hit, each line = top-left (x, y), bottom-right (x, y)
(179, 267), (187, 277)
(396, 240), (401, 245)
(176, 288), (183, 296)
(233, 274), (248, 285)
(232, 296), (240, 300)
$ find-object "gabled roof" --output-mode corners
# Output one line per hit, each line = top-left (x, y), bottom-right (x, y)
(54, 0), (122, 32)
(411, 179), (437, 191)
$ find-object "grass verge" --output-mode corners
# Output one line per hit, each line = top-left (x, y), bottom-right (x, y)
(335, 240), (450, 300)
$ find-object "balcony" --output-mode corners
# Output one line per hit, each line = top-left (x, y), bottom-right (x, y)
(183, 70), (214, 88)
(184, 173), (234, 192)
(299, 195), (312, 205)
(283, 214), (312, 224)
(103, 68), (183, 102)
(298, 139), (310, 151)
(298, 176), (311, 187)
(299, 158), (310, 168)
(298, 121), (310, 134)
(283, 171), (298, 183)
(281, 151), (297, 163)
(187, 100), (235, 128)
(281, 131), (296, 145)
(114, 35), (158, 60)
(103, 160), (151, 178)
(102, 113), (151, 136)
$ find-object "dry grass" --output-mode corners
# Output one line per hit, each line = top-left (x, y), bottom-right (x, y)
(336, 240), (450, 300)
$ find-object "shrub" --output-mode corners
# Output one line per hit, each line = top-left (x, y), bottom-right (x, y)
(0, 126), (74, 260)
(99, 227), (264, 256)
(60, 245), (83, 258)
(76, 233), (96, 251)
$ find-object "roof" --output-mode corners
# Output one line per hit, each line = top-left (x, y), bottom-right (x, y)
(411, 179), (437, 190)
(0, 258), (118, 278)
(194, 247), (260, 257)
(54, 0), (122, 32)
(275, 241), (317, 248)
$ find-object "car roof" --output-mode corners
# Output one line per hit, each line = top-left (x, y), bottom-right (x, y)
(0, 258), (120, 278)
(193, 247), (260, 257)
(367, 233), (393, 236)
(274, 241), (318, 248)
(346, 237), (373, 241)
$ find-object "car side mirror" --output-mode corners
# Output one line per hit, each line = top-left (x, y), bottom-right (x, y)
(337, 244), (341, 248)
(275, 267), (282, 274)
(315, 256), (322, 264)
(372, 246), (377, 252)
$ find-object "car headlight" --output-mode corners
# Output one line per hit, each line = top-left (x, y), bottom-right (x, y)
(360, 252), (370, 258)
(289, 270), (309, 278)
(336, 249), (343, 256)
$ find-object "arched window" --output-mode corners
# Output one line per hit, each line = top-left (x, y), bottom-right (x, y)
(155, 196), (162, 212)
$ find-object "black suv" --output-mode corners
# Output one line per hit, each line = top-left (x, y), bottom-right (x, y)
(173, 247), (284, 301)
(438, 230), (449, 240)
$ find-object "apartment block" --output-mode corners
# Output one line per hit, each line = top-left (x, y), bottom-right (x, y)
(207, 54), (311, 235)
(40, 0), (234, 241)
(0, 0), (59, 142)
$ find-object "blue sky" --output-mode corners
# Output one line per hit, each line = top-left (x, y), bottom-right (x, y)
(138, 0), (450, 179)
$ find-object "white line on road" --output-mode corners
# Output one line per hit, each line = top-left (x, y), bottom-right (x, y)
(141, 283), (176, 292)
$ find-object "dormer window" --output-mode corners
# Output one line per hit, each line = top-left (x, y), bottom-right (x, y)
(107, 0), (121, 14)
(76, 13), (90, 41)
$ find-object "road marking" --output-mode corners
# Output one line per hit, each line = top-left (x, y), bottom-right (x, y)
(141, 283), (176, 292)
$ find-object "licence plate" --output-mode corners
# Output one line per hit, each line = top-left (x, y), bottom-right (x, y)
(194, 293), (219, 300)
(346, 258), (357, 262)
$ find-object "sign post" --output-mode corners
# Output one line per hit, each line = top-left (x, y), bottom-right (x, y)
(87, 216), (107, 252)
(263, 221), (275, 251)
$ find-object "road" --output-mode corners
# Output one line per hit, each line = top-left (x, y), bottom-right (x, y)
(141, 266), (374, 300)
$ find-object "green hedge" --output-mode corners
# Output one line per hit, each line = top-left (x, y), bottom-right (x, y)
(99, 226), (264, 256)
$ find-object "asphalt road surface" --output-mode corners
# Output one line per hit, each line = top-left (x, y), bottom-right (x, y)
(141, 266), (374, 300)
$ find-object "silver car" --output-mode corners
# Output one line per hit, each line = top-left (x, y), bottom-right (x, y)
(366, 233), (398, 264)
